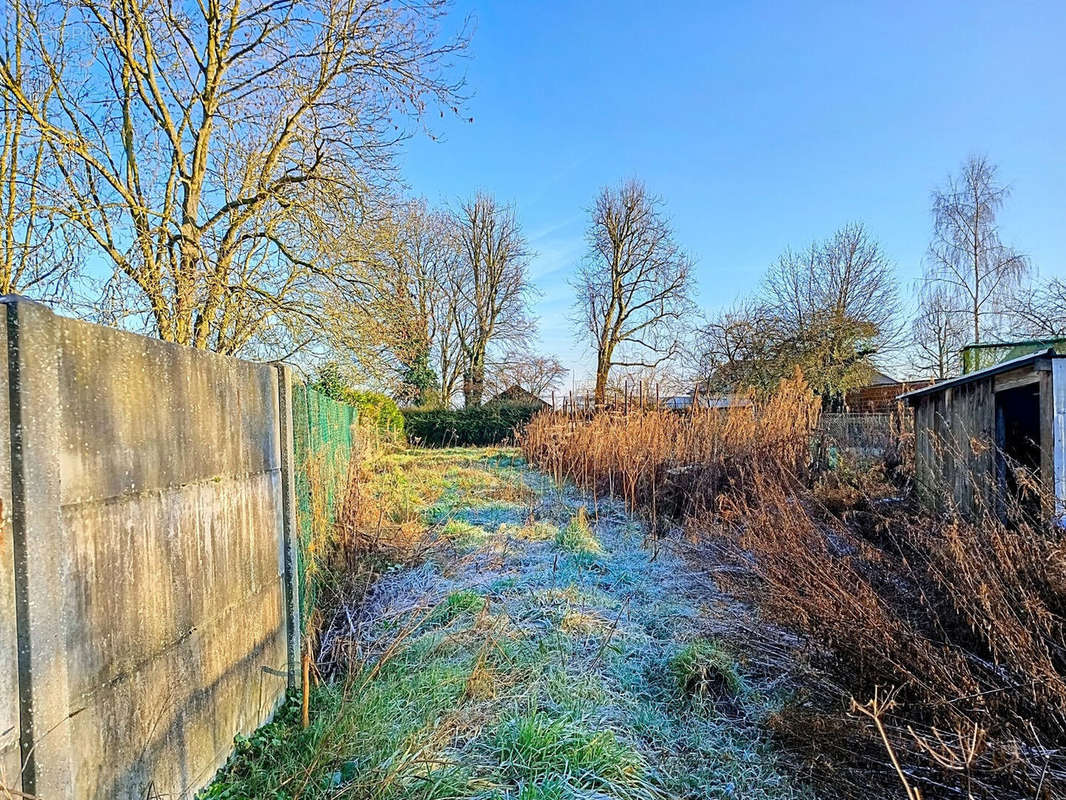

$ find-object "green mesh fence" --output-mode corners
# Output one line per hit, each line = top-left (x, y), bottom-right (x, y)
(291, 382), (358, 633)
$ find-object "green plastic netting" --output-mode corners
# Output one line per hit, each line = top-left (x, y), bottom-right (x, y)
(291, 383), (358, 633)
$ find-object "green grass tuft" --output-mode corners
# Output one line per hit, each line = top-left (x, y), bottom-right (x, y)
(446, 588), (485, 616)
(669, 638), (746, 699)
(493, 709), (659, 799)
(554, 507), (600, 556)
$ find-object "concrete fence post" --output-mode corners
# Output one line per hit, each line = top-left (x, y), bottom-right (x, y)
(1, 296), (75, 798)
(275, 364), (302, 689)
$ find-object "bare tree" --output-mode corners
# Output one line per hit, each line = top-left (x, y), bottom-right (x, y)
(766, 223), (900, 348)
(1006, 277), (1066, 339)
(694, 223), (900, 401)
(1, 0), (466, 353)
(926, 155), (1028, 345)
(690, 301), (784, 394)
(912, 283), (967, 379)
(0, 0), (77, 298)
(486, 352), (567, 398)
(573, 180), (694, 404)
(454, 193), (533, 407)
(377, 199), (462, 405)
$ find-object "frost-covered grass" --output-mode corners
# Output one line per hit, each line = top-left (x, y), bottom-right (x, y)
(202, 447), (811, 800)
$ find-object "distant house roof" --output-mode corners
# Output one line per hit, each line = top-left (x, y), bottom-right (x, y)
(489, 384), (548, 408)
(867, 369), (899, 386)
(662, 393), (752, 410)
(662, 395), (693, 410)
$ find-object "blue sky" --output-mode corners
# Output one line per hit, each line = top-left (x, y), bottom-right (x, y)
(398, 1), (1066, 383)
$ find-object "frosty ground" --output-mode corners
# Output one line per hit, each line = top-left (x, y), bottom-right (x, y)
(204, 448), (811, 800)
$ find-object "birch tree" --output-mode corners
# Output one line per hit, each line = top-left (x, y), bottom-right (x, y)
(926, 156), (1028, 345)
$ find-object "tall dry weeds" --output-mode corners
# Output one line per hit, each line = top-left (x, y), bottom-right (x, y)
(520, 371), (1066, 799)
(521, 369), (819, 526)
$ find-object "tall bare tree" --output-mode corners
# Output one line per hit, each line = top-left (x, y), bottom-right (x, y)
(926, 155), (1028, 345)
(912, 283), (967, 379)
(377, 199), (462, 404)
(1006, 277), (1066, 339)
(454, 193), (533, 407)
(573, 180), (694, 404)
(486, 352), (567, 398)
(690, 301), (783, 394)
(1, 0), (466, 354)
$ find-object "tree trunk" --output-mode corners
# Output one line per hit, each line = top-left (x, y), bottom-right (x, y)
(593, 357), (610, 405)
(464, 348), (485, 408)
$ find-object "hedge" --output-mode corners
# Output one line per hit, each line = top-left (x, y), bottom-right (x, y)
(401, 402), (542, 447)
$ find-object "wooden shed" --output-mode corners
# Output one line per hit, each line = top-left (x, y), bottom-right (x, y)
(900, 349), (1066, 519)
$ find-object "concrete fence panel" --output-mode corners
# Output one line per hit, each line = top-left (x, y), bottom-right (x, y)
(0, 296), (307, 799)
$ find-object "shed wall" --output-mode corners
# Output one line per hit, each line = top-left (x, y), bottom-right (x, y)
(913, 377), (996, 515)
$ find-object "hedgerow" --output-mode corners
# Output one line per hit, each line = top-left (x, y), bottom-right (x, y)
(402, 402), (542, 447)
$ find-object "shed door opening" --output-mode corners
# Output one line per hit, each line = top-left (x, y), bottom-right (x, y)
(995, 384), (1042, 514)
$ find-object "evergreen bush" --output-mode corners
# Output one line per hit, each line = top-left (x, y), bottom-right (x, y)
(402, 403), (542, 447)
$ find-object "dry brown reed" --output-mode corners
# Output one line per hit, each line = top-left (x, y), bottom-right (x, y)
(521, 369), (820, 528)
(520, 371), (1066, 799)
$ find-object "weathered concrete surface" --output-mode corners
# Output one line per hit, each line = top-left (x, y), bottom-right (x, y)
(0, 305), (22, 797)
(1, 300), (293, 799)
(4, 298), (75, 796)
(54, 315), (289, 799)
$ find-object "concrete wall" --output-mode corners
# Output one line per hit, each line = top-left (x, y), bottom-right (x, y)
(0, 297), (303, 799)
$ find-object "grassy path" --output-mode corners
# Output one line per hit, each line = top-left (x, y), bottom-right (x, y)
(204, 448), (810, 800)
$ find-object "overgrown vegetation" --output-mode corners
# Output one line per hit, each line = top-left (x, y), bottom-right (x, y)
(403, 403), (543, 447)
(522, 370), (819, 527)
(203, 448), (805, 799)
(521, 373), (1066, 799)
(312, 368), (406, 443)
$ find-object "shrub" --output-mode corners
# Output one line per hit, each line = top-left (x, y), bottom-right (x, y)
(344, 389), (405, 442)
(402, 402), (542, 447)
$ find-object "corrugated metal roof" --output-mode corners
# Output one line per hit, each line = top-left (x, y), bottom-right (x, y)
(898, 348), (1061, 403)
